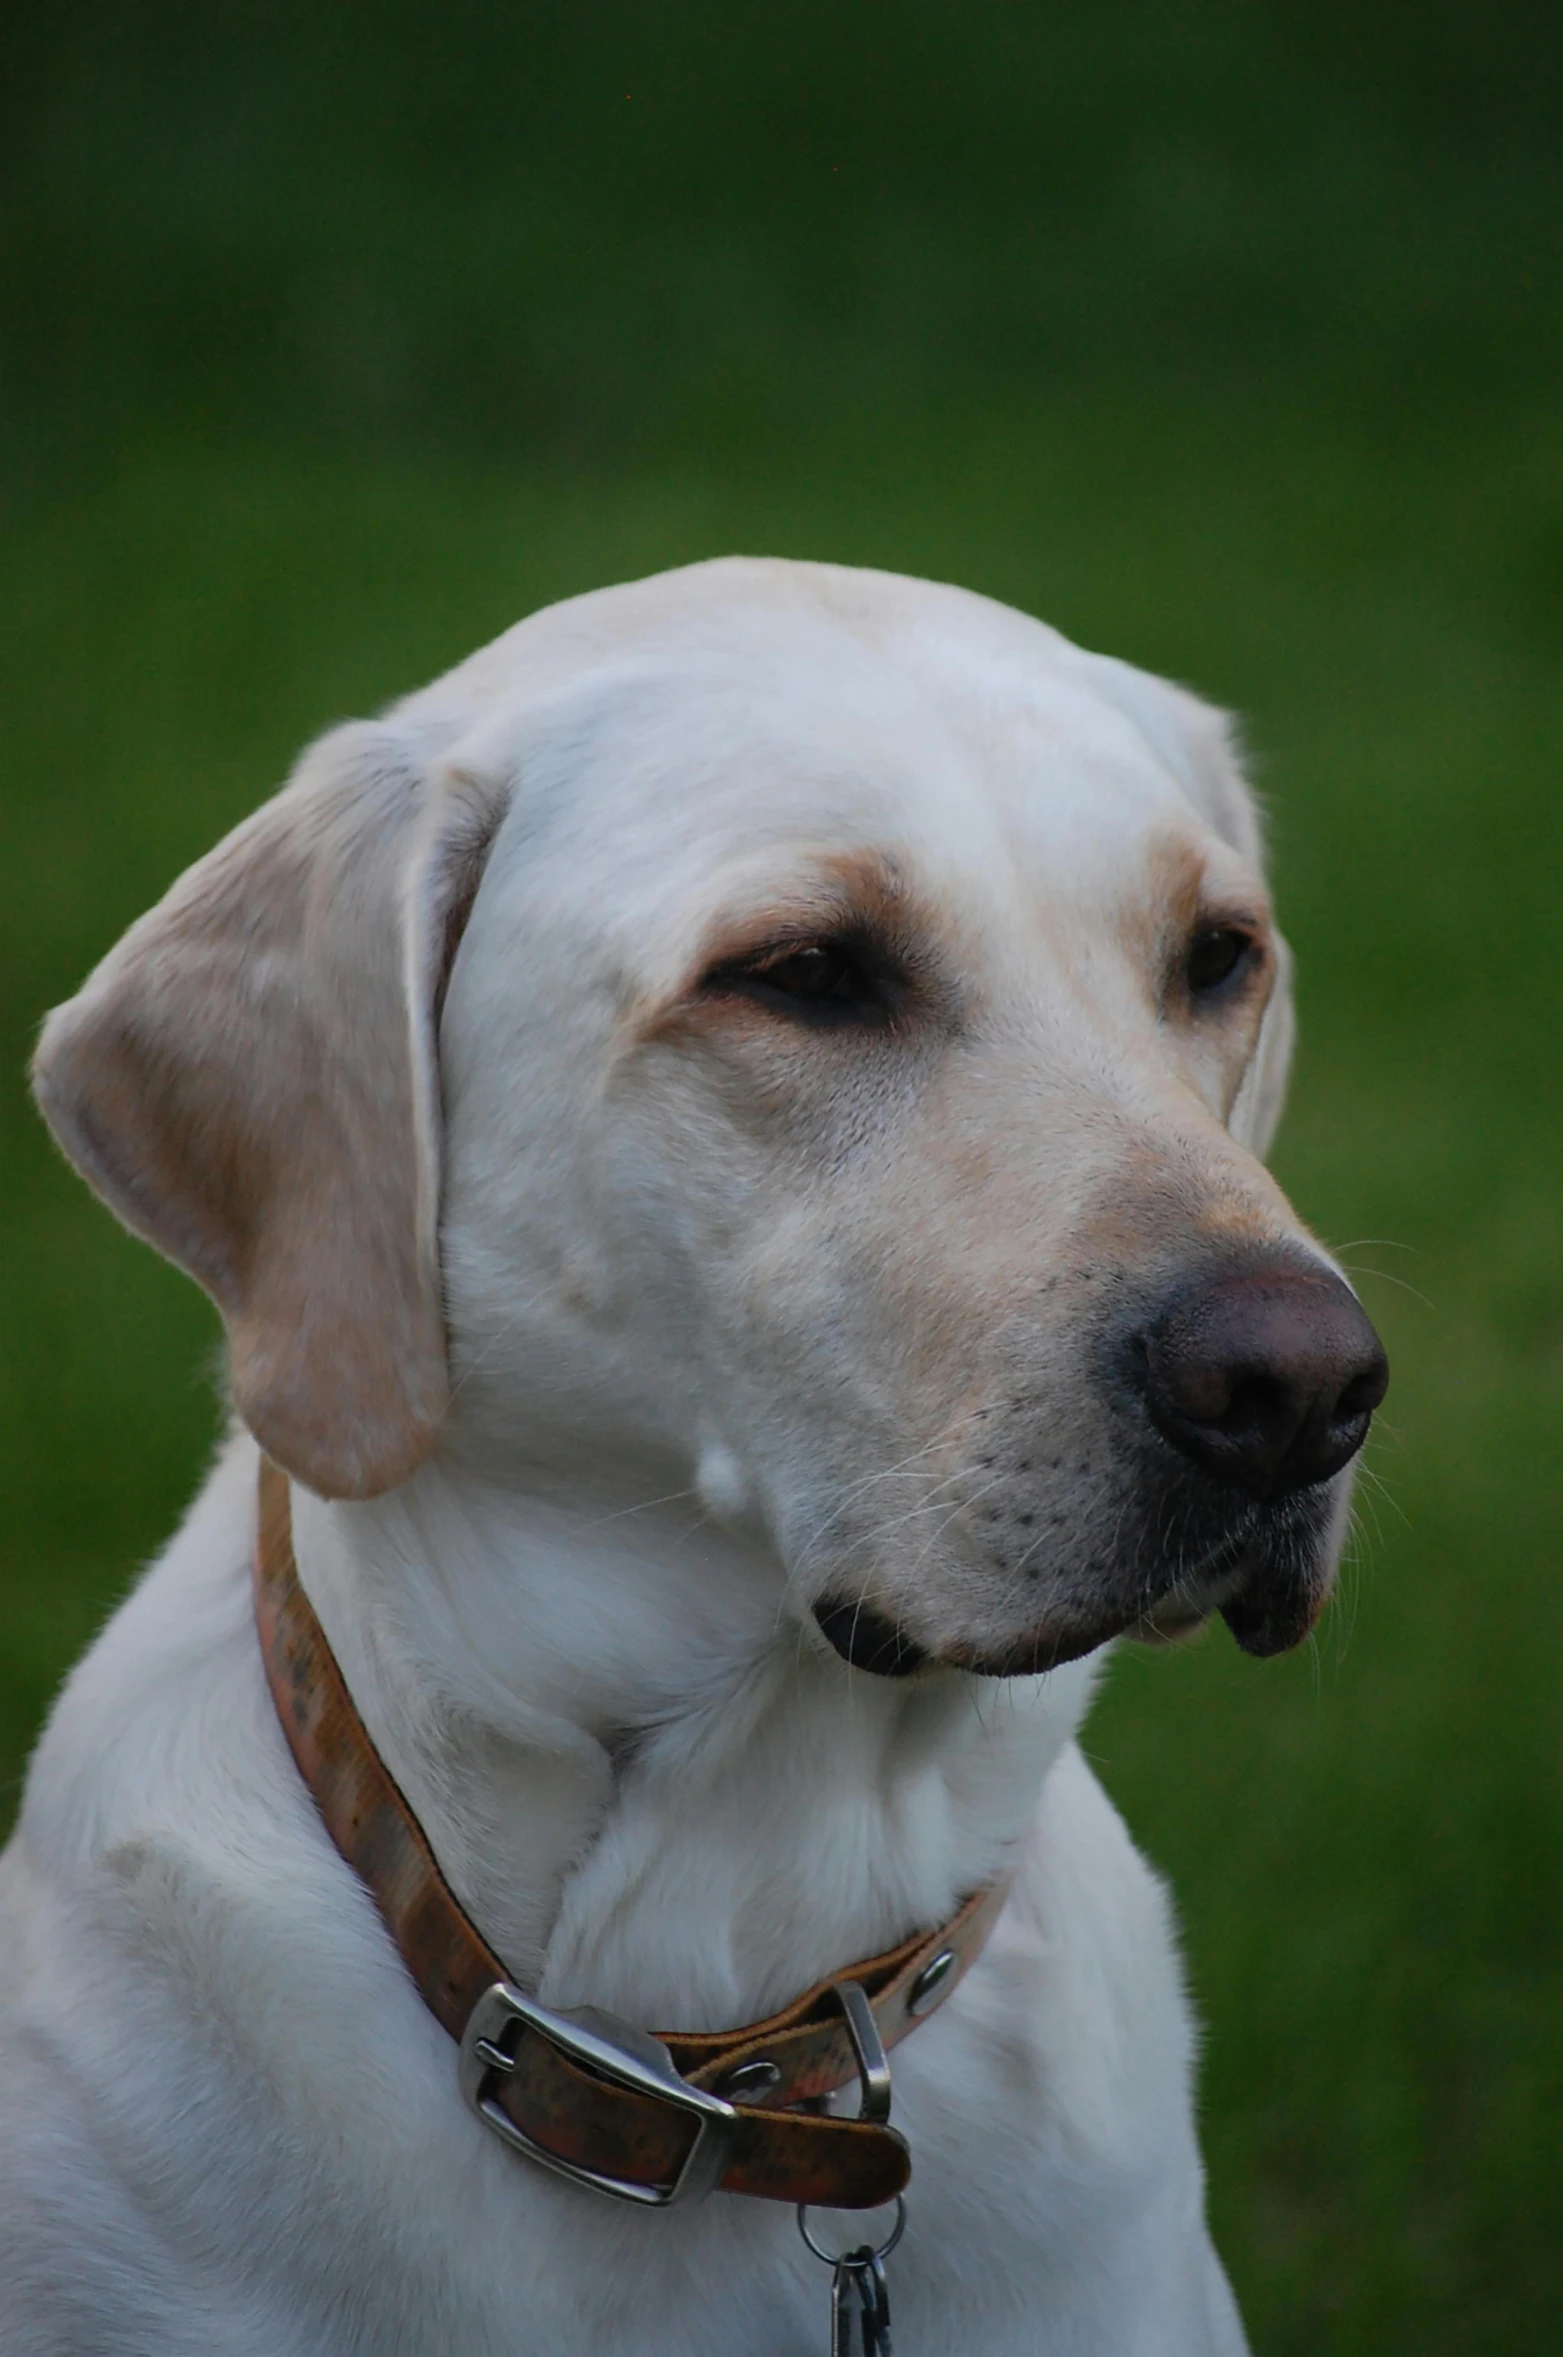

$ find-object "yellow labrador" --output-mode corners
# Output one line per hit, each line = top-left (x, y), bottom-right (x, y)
(2, 561), (1384, 2353)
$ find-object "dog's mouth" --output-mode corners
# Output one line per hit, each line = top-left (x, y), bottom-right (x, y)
(812, 1598), (931, 1678)
(813, 1511), (1332, 1679)
(812, 1594), (1141, 1680)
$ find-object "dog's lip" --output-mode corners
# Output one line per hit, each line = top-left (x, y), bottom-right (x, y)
(813, 1595), (1117, 1680)
(813, 1597), (931, 1677)
(1123, 1597), (1214, 1648)
(814, 1540), (1314, 1680)
(1218, 1573), (1327, 1657)
(814, 1506), (1331, 1679)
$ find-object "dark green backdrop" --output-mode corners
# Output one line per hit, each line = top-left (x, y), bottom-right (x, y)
(4, 7), (1560, 2348)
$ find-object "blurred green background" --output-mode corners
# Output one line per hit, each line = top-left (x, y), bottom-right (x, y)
(3, 4), (1560, 2347)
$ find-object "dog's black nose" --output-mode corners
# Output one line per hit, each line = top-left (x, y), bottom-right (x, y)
(1134, 1260), (1388, 1500)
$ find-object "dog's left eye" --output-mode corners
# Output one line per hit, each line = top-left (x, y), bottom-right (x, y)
(1186, 925), (1258, 998)
(705, 938), (894, 1025)
(756, 946), (859, 1000)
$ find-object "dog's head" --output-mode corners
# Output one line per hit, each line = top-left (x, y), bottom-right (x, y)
(33, 559), (1384, 1673)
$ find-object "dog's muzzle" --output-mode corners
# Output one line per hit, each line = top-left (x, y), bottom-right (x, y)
(814, 1250), (1387, 1680)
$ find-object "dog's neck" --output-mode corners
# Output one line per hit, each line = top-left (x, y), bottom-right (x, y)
(290, 1451), (1095, 2033)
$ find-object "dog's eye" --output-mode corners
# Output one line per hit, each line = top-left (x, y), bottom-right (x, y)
(705, 937), (894, 1025)
(1186, 926), (1258, 998)
(756, 946), (859, 1001)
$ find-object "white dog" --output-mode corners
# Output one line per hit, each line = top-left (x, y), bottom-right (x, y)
(1, 560), (1385, 2354)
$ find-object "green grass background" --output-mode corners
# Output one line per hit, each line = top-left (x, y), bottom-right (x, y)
(3, 6), (1560, 2347)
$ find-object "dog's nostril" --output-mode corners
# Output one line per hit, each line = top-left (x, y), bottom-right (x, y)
(1337, 1361), (1391, 1420)
(1133, 1258), (1388, 1501)
(1213, 1368), (1290, 1440)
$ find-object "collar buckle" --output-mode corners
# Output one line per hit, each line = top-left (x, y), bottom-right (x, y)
(459, 1981), (738, 2207)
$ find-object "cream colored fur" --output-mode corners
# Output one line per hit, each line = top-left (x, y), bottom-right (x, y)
(0, 558), (1353, 2351)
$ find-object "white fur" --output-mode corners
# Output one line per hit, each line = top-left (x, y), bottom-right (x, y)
(0, 557), (1345, 2353)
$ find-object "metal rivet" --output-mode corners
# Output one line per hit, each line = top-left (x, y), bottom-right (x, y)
(716, 2057), (782, 2101)
(907, 1947), (957, 2018)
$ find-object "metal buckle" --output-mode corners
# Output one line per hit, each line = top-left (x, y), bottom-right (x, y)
(458, 1981), (738, 2207)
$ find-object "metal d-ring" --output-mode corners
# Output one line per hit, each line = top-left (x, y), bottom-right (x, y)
(799, 2184), (905, 2355)
(797, 2192), (908, 2269)
(830, 1979), (892, 2124)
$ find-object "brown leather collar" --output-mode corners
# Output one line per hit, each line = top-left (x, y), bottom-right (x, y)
(253, 1457), (1011, 2209)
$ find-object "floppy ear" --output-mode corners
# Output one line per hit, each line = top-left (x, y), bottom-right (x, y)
(1161, 694), (1296, 1160)
(1154, 688), (1296, 1159)
(1081, 652), (1266, 866)
(32, 722), (507, 1500)
(1229, 930), (1295, 1159)
(1080, 654), (1296, 1159)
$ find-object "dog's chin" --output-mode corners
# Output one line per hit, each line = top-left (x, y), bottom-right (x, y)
(813, 1596), (1124, 1681)
(814, 1537), (1335, 1680)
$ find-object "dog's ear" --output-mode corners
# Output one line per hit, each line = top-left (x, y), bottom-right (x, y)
(1080, 651), (1266, 865)
(1229, 928), (1295, 1159)
(32, 722), (508, 1500)
(1151, 689), (1296, 1159)
(1080, 655), (1296, 1159)
(1161, 696), (1296, 1160)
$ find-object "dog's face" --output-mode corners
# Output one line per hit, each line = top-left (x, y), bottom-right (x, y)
(34, 560), (1385, 1676)
(435, 567), (1384, 1669)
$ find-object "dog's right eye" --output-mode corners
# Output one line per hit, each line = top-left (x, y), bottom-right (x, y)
(703, 937), (897, 1026)
(751, 945), (859, 1001)
(1185, 925), (1260, 1000)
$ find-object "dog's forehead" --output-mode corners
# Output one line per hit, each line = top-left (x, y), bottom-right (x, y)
(439, 561), (1211, 925)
